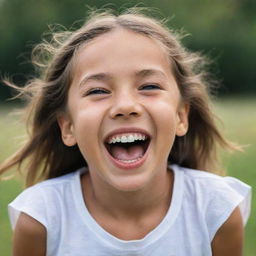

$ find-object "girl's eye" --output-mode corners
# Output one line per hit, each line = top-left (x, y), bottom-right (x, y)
(139, 84), (162, 91)
(85, 88), (110, 96)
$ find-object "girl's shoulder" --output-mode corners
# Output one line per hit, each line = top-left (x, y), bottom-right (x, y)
(174, 164), (250, 195)
(172, 164), (251, 226)
(10, 168), (80, 202)
(8, 167), (85, 230)
(171, 165), (251, 241)
(35, 168), (83, 188)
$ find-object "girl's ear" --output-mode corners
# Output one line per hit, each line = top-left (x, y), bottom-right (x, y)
(176, 103), (190, 137)
(57, 113), (77, 146)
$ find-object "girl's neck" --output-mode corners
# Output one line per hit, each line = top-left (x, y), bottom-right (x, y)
(81, 167), (174, 221)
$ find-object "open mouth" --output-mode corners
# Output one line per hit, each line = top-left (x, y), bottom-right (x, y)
(104, 133), (151, 164)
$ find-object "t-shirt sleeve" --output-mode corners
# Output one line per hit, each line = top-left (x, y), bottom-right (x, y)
(206, 176), (251, 241)
(223, 176), (252, 225)
(8, 186), (48, 230)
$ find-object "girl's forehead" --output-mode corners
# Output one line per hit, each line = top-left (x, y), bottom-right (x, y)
(72, 28), (172, 78)
(77, 28), (168, 55)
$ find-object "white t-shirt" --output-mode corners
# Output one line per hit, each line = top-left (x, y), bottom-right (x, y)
(8, 165), (251, 256)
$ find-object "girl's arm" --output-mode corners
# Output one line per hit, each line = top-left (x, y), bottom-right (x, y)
(211, 206), (244, 256)
(12, 212), (46, 256)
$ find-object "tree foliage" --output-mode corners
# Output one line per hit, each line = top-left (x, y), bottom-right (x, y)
(0, 0), (255, 100)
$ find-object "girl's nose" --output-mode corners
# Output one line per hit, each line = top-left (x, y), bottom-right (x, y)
(109, 94), (143, 119)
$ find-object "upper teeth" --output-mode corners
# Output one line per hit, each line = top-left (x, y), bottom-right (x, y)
(108, 133), (147, 144)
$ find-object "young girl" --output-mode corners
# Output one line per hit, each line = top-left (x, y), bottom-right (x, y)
(0, 9), (251, 256)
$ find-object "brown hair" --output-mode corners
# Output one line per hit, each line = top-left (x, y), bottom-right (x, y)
(0, 8), (238, 187)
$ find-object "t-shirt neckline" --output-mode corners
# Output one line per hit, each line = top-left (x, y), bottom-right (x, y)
(72, 164), (184, 251)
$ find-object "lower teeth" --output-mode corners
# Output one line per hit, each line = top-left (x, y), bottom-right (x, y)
(117, 157), (141, 163)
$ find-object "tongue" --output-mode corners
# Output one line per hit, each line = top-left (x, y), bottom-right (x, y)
(110, 145), (144, 160)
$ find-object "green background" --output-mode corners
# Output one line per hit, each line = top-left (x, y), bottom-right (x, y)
(1, 0), (256, 99)
(0, 0), (255, 255)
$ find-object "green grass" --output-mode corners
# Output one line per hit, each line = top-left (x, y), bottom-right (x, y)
(213, 97), (256, 256)
(0, 98), (255, 255)
(0, 105), (25, 255)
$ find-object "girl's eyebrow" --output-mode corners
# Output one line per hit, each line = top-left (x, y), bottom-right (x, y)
(135, 69), (167, 79)
(79, 69), (167, 88)
(79, 73), (112, 88)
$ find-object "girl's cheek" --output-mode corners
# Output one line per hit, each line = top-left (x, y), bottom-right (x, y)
(74, 103), (110, 133)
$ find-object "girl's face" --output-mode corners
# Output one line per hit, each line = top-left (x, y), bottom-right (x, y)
(58, 28), (189, 192)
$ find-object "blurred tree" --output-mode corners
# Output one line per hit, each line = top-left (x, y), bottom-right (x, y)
(0, 0), (255, 101)
(150, 0), (256, 95)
